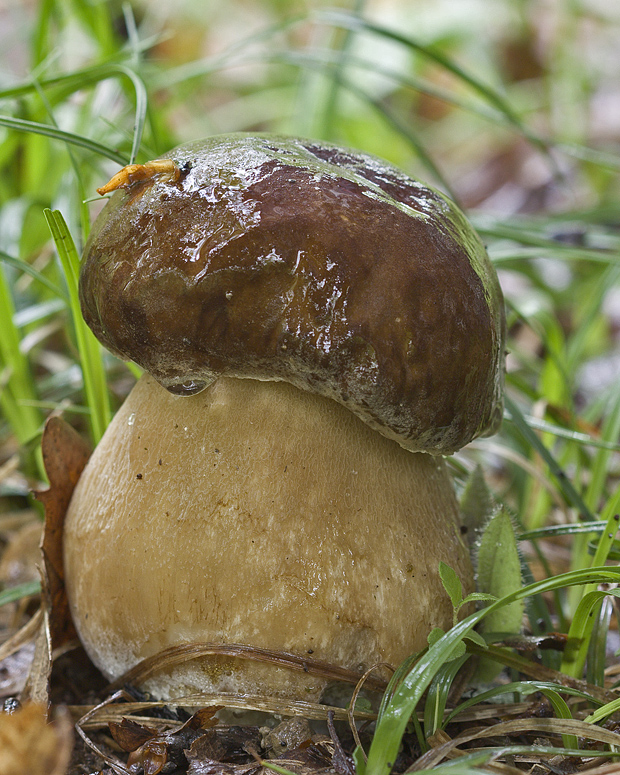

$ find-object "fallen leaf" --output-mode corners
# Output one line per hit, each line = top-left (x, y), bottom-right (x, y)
(185, 751), (261, 775)
(109, 717), (159, 752)
(110, 707), (220, 773)
(327, 712), (355, 775)
(186, 726), (260, 763)
(186, 729), (337, 775)
(274, 742), (336, 775)
(19, 599), (52, 706)
(33, 417), (91, 651)
(131, 738), (168, 775)
(188, 707), (221, 730)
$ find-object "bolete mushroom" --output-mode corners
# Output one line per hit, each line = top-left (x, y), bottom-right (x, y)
(63, 134), (505, 700)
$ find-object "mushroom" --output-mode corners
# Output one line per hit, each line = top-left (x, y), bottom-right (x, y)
(63, 134), (505, 700)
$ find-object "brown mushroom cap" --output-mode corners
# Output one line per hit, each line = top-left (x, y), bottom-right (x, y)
(64, 374), (472, 699)
(80, 134), (505, 454)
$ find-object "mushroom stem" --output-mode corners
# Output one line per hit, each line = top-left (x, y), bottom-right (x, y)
(64, 375), (472, 700)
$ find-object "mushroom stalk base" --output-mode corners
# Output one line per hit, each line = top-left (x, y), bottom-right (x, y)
(64, 375), (472, 700)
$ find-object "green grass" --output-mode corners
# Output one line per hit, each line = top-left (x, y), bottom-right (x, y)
(1, 0), (620, 772)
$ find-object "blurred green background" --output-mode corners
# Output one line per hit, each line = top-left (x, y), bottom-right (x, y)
(0, 0), (619, 577)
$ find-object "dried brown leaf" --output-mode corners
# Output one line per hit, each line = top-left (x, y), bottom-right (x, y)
(33, 417), (91, 651)
(0, 702), (73, 775)
(412, 717), (620, 771)
(186, 757), (262, 775)
(109, 717), (159, 752)
(327, 712), (355, 775)
(190, 727), (262, 764)
(186, 732), (265, 775)
(75, 694), (375, 733)
(467, 641), (615, 704)
(498, 632), (569, 653)
(20, 600), (52, 706)
(188, 707), (221, 730)
(108, 642), (388, 695)
(128, 738), (168, 775)
(574, 762), (620, 775)
(273, 740), (336, 775)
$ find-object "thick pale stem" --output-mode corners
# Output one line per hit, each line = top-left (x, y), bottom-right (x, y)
(64, 375), (472, 700)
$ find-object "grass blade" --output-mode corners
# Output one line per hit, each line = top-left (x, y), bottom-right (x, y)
(0, 265), (44, 476)
(330, 72), (457, 197)
(0, 115), (128, 164)
(0, 249), (66, 299)
(317, 9), (551, 156)
(445, 680), (600, 726)
(516, 415), (620, 452)
(44, 209), (110, 443)
(504, 394), (596, 522)
(561, 497), (620, 678)
(585, 386), (620, 509)
(113, 64), (148, 165)
(364, 566), (620, 775)
(423, 654), (469, 739)
(0, 580), (42, 607)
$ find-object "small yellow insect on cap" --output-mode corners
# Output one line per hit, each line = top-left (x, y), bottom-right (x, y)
(96, 160), (181, 196)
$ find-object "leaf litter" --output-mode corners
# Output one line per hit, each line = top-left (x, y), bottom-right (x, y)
(2, 419), (620, 774)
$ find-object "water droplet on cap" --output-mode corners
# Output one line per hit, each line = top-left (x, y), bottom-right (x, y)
(166, 380), (207, 396)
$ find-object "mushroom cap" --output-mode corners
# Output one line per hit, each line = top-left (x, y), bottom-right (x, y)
(80, 134), (505, 455)
(64, 374), (473, 699)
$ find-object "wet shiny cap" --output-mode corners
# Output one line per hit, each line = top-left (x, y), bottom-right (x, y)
(80, 133), (505, 454)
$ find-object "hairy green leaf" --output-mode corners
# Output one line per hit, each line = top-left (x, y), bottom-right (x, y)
(476, 509), (524, 636)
